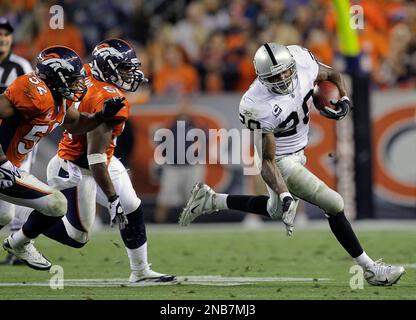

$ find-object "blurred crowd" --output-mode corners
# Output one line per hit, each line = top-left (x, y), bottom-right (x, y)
(2, 0), (416, 95)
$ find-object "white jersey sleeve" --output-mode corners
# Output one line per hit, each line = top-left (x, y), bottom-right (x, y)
(239, 86), (285, 133)
(287, 45), (319, 84)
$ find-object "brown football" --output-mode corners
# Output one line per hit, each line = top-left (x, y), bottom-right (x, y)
(312, 80), (341, 111)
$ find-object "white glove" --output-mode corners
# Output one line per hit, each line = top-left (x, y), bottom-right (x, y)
(107, 195), (128, 230)
(280, 192), (297, 237)
(0, 160), (21, 189)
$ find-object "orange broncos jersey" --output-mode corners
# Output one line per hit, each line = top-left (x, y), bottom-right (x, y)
(1, 73), (69, 167)
(58, 64), (129, 167)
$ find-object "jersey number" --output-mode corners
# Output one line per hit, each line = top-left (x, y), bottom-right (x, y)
(18, 124), (58, 155)
(239, 113), (261, 130)
(274, 89), (313, 138)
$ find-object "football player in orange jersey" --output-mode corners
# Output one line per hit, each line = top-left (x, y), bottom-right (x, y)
(33, 39), (175, 282)
(0, 46), (127, 270)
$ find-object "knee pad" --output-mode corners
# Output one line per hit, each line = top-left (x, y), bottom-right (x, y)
(121, 206), (147, 249)
(317, 187), (344, 216)
(285, 162), (344, 215)
(43, 217), (88, 248)
(62, 216), (89, 244)
(45, 191), (67, 217)
(121, 196), (141, 215)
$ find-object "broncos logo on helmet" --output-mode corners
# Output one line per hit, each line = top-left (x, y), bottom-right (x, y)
(91, 39), (146, 92)
(94, 45), (124, 60)
(36, 46), (87, 102)
(41, 58), (75, 73)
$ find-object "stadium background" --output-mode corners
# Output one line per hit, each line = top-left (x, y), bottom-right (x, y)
(1, 0), (415, 223)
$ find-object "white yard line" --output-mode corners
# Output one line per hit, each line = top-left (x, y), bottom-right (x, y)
(0, 275), (332, 288)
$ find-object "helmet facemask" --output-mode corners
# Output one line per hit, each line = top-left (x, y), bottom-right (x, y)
(259, 62), (298, 95)
(58, 69), (87, 102)
(100, 58), (146, 92)
(114, 61), (146, 92)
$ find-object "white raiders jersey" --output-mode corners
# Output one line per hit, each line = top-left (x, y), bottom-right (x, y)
(239, 45), (319, 155)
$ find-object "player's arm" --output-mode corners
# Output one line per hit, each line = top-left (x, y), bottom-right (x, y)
(261, 132), (289, 196)
(0, 96), (16, 162)
(261, 132), (296, 235)
(87, 123), (116, 199)
(86, 123), (128, 229)
(315, 63), (352, 120)
(316, 63), (348, 97)
(0, 95), (20, 188)
(63, 97), (126, 134)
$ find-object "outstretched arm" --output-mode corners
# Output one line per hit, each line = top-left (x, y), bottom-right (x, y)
(0, 95), (20, 188)
(0, 95), (16, 163)
(63, 97), (126, 134)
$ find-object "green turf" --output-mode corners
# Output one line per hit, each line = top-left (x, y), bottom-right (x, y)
(0, 225), (415, 300)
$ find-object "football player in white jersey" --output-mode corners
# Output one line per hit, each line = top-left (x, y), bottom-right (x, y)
(179, 43), (405, 286)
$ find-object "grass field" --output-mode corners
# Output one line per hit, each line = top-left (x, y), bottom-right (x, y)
(0, 221), (415, 300)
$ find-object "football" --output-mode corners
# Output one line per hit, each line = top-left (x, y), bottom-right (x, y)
(312, 80), (341, 111)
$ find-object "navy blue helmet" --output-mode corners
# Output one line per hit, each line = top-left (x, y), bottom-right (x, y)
(36, 46), (87, 102)
(91, 39), (146, 92)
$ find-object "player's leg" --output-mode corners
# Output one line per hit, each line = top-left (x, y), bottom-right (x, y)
(96, 157), (176, 282)
(3, 147), (37, 265)
(179, 148), (280, 225)
(8, 149), (35, 234)
(280, 152), (405, 286)
(43, 155), (97, 248)
(0, 200), (14, 231)
(1, 171), (67, 270)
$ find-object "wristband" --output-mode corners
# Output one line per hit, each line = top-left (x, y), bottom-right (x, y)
(87, 153), (107, 165)
(279, 192), (292, 202)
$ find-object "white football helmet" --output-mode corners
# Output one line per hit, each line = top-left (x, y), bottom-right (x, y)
(253, 43), (298, 95)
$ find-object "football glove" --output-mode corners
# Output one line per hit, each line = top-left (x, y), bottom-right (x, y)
(95, 97), (126, 121)
(280, 192), (297, 237)
(0, 160), (21, 189)
(320, 96), (352, 121)
(107, 195), (128, 230)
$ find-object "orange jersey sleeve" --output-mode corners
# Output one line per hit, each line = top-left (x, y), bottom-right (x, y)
(1, 74), (67, 167)
(58, 67), (129, 165)
(4, 73), (51, 119)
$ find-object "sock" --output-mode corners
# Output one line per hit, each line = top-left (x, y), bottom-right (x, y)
(21, 210), (62, 241)
(354, 251), (374, 268)
(43, 219), (85, 248)
(214, 193), (228, 210)
(120, 205), (147, 249)
(226, 195), (270, 217)
(120, 206), (149, 272)
(327, 212), (364, 258)
(126, 242), (149, 272)
(8, 229), (31, 248)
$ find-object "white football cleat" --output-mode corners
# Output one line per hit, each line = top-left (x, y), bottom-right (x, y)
(3, 237), (51, 271)
(129, 264), (176, 283)
(179, 183), (219, 226)
(364, 259), (405, 286)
